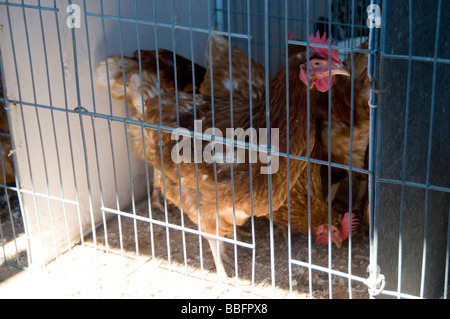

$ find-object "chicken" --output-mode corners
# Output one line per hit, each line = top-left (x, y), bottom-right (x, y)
(96, 49), (206, 211)
(96, 31), (349, 278)
(200, 32), (355, 247)
(316, 40), (370, 215)
(199, 33), (265, 102)
(0, 78), (14, 185)
(97, 49), (207, 101)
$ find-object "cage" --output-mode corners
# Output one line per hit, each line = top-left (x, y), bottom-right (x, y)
(0, 0), (449, 299)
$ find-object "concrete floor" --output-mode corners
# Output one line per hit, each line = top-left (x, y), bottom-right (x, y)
(0, 244), (303, 299)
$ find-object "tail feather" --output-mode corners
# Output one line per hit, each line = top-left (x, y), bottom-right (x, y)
(96, 55), (159, 117)
(95, 55), (140, 100)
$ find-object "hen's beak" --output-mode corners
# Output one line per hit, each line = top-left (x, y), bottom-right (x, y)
(332, 63), (350, 77)
(333, 238), (343, 249)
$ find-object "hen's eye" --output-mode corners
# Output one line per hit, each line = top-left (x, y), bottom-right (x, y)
(313, 61), (322, 67)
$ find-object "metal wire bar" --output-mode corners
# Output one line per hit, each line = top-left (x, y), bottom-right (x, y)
(67, 0), (100, 273)
(284, 0), (293, 297)
(0, 58), (22, 267)
(4, 0), (51, 268)
(101, 206), (255, 250)
(346, 0), (357, 299)
(84, 11), (250, 41)
(170, 0), (189, 275)
(326, 0), (334, 299)
(132, 0), (157, 260)
(116, 0), (140, 257)
(52, 0), (84, 247)
(23, 0), (61, 262)
(420, 0), (442, 299)
(263, 0), (276, 297)
(305, 0), (313, 299)
(246, 0), (256, 291)
(4, 98), (378, 177)
(291, 259), (367, 284)
(396, 0), (414, 298)
(151, 0), (173, 268)
(0, 1), (56, 11)
(81, 0), (111, 259)
(368, 0), (381, 299)
(98, 0), (125, 256)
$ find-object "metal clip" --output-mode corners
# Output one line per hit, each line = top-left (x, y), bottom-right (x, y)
(74, 106), (88, 112)
(366, 264), (386, 297)
(8, 144), (22, 157)
(370, 80), (391, 94)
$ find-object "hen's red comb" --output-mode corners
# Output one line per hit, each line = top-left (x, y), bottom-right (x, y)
(309, 30), (340, 63)
(288, 30), (295, 41)
(340, 212), (359, 240)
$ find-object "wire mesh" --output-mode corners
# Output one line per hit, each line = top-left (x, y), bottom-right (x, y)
(0, 0), (448, 299)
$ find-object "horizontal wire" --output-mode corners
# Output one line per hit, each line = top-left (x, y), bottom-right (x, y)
(101, 206), (255, 250)
(376, 177), (450, 193)
(0, 1), (57, 11)
(84, 11), (251, 40)
(6, 99), (373, 175)
(290, 259), (367, 284)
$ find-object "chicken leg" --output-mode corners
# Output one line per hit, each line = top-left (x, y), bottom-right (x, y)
(207, 239), (228, 281)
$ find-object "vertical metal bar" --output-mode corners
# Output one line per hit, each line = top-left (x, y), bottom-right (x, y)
(37, 0), (73, 253)
(170, 0), (189, 275)
(263, 0), (276, 298)
(215, 0), (224, 31)
(347, 0), (357, 299)
(326, 0), (334, 299)
(185, 0), (206, 276)
(151, 0), (173, 267)
(67, 0), (99, 273)
(420, 0), (442, 299)
(98, 0), (124, 256)
(368, 0), (381, 299)
(226, 0), (240, 285)
(305, 0), (313, 299)
(22, 0), (61, 262)
(246, 0), (257, 291)
(116, 0), (140, 257)
(0, 60), (22, 267)
(444, 203), (450, 299)
(133, 0), (156, 259)
(207, 0), (225, 282)
(4, 0), (53, 268)
(81, 0), (109, 259)
(53, 0), (84, 247)
(284, 0), (293, 297)
(396, 0), (414, 299)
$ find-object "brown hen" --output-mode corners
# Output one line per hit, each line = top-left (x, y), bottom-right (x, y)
(199, 33), (349, 247)
(97, 35), (349, 278)
(96, 49), (206, 211)
(316, 41), (370, 215)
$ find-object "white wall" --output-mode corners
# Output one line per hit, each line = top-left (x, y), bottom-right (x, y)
(0, 0), (212, 268)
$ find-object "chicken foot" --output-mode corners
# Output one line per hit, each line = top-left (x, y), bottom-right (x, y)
(207, 239), (229, 281)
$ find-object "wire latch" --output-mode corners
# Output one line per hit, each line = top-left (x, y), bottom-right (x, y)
(366, 264), (385, 297)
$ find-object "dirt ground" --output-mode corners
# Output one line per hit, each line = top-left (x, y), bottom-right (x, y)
(0, 187), (372, 299)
